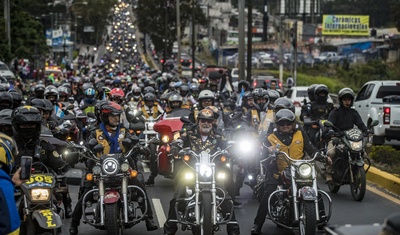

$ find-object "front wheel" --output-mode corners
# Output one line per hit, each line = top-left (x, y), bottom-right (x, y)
(327, 182), (341, 193)
(105, 203), (123, 235)
(299, 201), (317, 235)
(351, 166), (366, 201)
(202, 192), (214, 235)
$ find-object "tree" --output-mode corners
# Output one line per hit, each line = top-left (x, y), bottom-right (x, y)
(135, 0), (206, 56)
(0, 0), (49, 64)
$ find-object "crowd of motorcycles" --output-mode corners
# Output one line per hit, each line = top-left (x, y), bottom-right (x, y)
(8, 1), (381, 235)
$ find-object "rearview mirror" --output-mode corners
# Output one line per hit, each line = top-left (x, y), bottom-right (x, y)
(323, 121), (334, 128)
(88, 138), (98, 149)
(130, 135), (140, 145)
(122, 138), (132, 149)
(370, 120), (379, 127)
(87, 112), (97, 119)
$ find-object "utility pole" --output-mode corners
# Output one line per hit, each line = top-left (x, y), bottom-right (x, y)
(262, 0), (268, 42)
(163, 1), (169, 72)
(4, 0), (11, 54)
(246, 0), (252, 82)
(292, 21), (298, 86)
(191, 0), (196, 79)
(278, 16), (283, 86)
(176, 0), (182, 78)
(238, 0), (245, 81)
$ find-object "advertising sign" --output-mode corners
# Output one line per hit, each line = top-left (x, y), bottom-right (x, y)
(322, 15), (369, 36)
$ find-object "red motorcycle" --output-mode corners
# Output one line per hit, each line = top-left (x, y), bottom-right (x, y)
(153, 108), (191, 178)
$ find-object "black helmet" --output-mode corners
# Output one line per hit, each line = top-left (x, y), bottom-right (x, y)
(12, 106), (42, 140)
(9, 91), (22, 109)
(180, 84), (190, 96)
(253, 88), (268, 110)
(99, 101), (123, 127)
(197, 108), (214, 121)
(275, 109), (296, 125)
(0, 109), (13, 137)
(31, 98), (47, 111)
(58, 86), (70, 100)
(0, 91), (13, 110)
(274, 97), (295, 113)
(314, 84), (329, 104)
(143, 93), (156, 102)
(338, 87), (355, 107)
(143, 86), (155, 94)
(307, 84), (318, 102)
(238, 80), (250, 91)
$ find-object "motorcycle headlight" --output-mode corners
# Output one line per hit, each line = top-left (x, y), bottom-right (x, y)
(161, 135), (170, 143)
(31, 188), (50, 202)
(199, 164), (212, 178)
(102, 158), (119, 175)
(93, 165), (102, 175)
(298, 163), (312, 178)
(121, 162), (130, 172)
(217, 172), (226, 180)
(238, 140), (254, 154)
(349, 140), (363, 151)
(184, 172), (194, 180)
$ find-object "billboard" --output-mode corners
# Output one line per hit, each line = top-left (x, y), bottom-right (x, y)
(322, 15), (369, 36)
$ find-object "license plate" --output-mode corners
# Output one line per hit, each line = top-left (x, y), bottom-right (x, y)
(393, 120), (400, 125)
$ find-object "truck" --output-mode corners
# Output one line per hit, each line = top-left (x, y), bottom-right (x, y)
(354, 80), (400, 145)
(314, 51), (338, 64)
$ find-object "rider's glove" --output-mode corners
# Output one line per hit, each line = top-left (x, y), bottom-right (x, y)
(327, 129), (335, 137)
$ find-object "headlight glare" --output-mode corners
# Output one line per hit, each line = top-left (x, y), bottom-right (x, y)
(161, 135), (170, 143)
(184, 172), (194, 180)
(31, 189), (50, 201)
(199, 164), (212, 177)
(298, 164), (312, 178)
(217, 172), (226, 180)
(349, 140), (363, 151)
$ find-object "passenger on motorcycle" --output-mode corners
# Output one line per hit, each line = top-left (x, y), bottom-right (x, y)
(69, 101), (158, 234)
(300, 84), (318, 122)
(247, 88), (269, 129)
(235, 80), (251, 107)
(0, 133), (23, 235)
(163, 109), (240, 235)
(138, 93), (164, 119)
(324, 88), (368, 182)
(251, 109), (324, 235)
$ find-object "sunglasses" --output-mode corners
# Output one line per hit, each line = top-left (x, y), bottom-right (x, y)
(199, 119), (213, 124)
(277, 121), (293, 126)
(202, 99), (212, 103)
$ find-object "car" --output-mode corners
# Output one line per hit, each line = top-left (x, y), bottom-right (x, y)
(284, 86), (334, 117)
(0, 61), (16, 81)
(251, 75), (283, 90)
(44, 66), (63, 80)
(180, 53), (192, 67)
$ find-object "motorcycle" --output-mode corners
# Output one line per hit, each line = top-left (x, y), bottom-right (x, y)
(16, 162), (71, 235)
(320, 120), (379, 201)
(303, 117), (328, 151)
(153, 108), (191, 178)
(171, 145), (236, 235)
(267, 150), (332, 235)
(65, 140), (149, 235)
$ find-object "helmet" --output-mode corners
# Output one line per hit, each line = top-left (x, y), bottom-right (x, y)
(238, 80), (250, 91)
(198, 90), (214, 100)
(180, 84), (190, 96)
(34, 84), (46, 98)
(143, 93), (156, 102)
(168, 94), (183, 109)
(307, 84), (318, 102)
(82, 82), (94, 91)
(143, 86), (155, 94)
(205, 105), (220, 119)
(110, 88), (125, 104)
(0, 133), (18, 173)
(12, 106), (42, 140)
(58, 86), (70, 100)
(44, 85), (59, 104)
(275, 109), (296, 125)
(253, 88), (268, 110)
(338, 87), (355, 107)
(99, 101), (123, 126)
(9, 91), (22, 109)
(0, 109), (12, 126)
(197, 108), (214, 121)
(190, 84), (199, 93)
(84, 87), (96, 99)
(0, 92), (13, 110)
(242, 90), (253, 106)
(314, 84), (329, 104)
(274, 97), (295, 113)
(266, 90), (280, 104)
(31, 98), (47, 111)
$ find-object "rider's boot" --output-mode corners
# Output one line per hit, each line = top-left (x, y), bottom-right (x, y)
(145, 175), (155, 186)
(145, 217), (158, 231)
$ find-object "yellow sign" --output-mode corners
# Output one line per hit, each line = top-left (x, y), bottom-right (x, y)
(26, 174), (54, 185)
(322, 15), (369, 36)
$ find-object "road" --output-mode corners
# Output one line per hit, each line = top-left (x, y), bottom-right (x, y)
(60, 161), (400, 235)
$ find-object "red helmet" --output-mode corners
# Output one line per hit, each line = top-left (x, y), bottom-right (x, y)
(110, 88), (125, 104)
(100, 101), (123, 126)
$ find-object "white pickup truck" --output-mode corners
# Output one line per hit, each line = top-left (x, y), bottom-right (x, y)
(354, 80), (400, 145)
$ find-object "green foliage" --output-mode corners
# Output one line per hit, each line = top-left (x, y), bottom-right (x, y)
(135, 0), (206, 56)
(369, 145), (400, 175)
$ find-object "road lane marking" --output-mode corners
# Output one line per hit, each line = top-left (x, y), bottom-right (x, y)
(152, 198), (166, 228)
(142, 162), (150, 173)
(367, 185), (400, 205)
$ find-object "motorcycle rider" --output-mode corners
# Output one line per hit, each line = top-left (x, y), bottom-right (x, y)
(138, 92), (164, 119)
(78, 87), (97, 115)
(0, 92), (13, 111)
(179, 84), (196, 108)
(251, 109), (326, 235)
(188, 89), (215, 123)
(44, 85), (65, 118)
(302, 84), (334, 146)
(69, 101), (158, 234)
(324, 87), (368, 182)
(0, 133), (23, 235)
(163, 109), (240, 235)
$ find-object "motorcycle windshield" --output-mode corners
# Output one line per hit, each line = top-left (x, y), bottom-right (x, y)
(165, 108), (191, 118)
(344, 128), (363, 141)
(154, 118), (184, 136)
